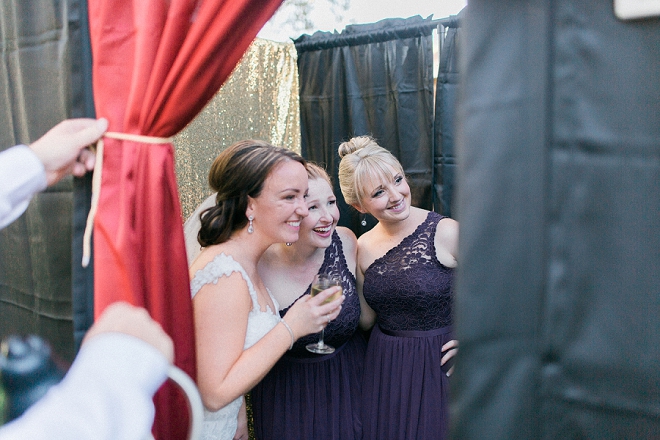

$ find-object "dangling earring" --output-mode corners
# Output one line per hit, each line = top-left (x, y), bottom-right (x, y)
(285, 242), (292, 246)
(248, 215), (254, 234)
(361, 216), (367, 227)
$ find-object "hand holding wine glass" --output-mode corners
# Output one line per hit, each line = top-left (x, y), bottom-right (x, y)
(306, 274), (343, 354)
(280, 277), (343, 346)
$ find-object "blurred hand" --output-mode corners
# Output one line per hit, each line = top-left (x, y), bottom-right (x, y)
(83, 302), (174, 364)
(29, 118), (108, 186)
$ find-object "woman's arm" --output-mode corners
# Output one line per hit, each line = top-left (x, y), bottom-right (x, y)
(435, 219), (459, 376)
(353, 234), (377, 331)
(194, 272), (343, 411)
(336, 226), (358, 278)
(356, 266), (377, 331)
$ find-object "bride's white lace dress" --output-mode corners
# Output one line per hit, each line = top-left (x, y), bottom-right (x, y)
(191, 253), (281, 440)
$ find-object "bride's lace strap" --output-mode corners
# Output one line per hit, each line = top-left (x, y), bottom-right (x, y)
(190, 253), (259, 310)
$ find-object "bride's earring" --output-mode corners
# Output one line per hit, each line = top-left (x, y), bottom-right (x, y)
(248, 215), (254, 234)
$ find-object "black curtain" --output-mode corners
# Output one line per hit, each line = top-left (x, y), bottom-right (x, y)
(433, 24), (460, 217)
(0, 0), (94, 363)
(69, 0), (95, 354)
(452, 1), (660, 439)
(295, 16), (439, 235)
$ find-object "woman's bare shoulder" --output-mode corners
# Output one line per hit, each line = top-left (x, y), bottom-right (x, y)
(435, 216), (459, 266)
(336, 226), (357, 251)
(189, 245), (222, 274)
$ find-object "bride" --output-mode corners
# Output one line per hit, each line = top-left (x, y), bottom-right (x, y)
(189, 140), (343, 439)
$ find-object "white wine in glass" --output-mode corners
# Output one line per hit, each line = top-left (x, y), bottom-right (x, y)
(306, 274), (342, 354)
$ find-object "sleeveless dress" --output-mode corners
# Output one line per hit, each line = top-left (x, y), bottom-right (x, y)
(251, 231), (366, 440)
(191, 253), (282, 440)
(361, 212), (454, 440)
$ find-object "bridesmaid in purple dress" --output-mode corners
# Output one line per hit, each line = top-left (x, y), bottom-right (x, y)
(252, 163), (366, 439)
(337, 136), (459, 440)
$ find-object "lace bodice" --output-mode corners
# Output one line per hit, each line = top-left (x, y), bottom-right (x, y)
(363, 212), (453, 332)
(191, 253), (281, 439)
(279, 231), (359, 356)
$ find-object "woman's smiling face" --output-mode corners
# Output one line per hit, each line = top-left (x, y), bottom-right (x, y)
(298, 177), (340, 248)
(249, 159), (309, 244)
(357, 164), (411, 223)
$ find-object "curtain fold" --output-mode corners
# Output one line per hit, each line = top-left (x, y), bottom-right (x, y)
(453, 1), (660, 438)
(87, 0), (283, 438)
(71, 0), (97, 354)
(0, 0), (89, 364)
(433, 25), (461, 217)
(295, 16), (437, 235)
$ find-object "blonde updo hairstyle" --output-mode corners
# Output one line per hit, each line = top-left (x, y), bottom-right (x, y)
(337, 136), (404, 209)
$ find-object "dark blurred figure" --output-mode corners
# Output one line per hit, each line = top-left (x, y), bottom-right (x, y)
(452, 2), (659, 439)
(1, 335), (66, 422)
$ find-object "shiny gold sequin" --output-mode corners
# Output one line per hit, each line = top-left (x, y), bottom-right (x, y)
(174, 38), (301, 221)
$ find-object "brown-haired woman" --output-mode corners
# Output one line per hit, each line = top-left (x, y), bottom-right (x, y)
(190, 141), (344, 439)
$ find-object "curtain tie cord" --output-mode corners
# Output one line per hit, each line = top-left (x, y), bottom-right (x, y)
(81, 132), (174, 267)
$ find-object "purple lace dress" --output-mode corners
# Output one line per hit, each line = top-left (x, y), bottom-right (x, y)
(362, 211), (454, 440)
(251, 231), (366, 440)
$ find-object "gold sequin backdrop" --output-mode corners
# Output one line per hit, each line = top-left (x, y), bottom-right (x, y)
(173, 38), (301, 221)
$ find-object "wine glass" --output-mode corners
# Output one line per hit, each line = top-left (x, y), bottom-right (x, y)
(306, 274), (342, 354)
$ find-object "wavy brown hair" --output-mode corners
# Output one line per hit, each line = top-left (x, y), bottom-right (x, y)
(198, 140), (306, 247)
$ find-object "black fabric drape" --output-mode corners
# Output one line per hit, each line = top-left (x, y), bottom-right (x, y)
(453, 1), (660, 439)
(295, 16), (437, 235)
(70, 0), (95, 353)
(0, 0), (92, 363)
(433, 25), (460, 217)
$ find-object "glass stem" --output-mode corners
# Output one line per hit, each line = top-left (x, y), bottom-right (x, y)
(318, 329), (326, 347)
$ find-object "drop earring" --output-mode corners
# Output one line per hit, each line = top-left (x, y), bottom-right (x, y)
(361, 217), (367, 227)
(247, 215), (254, 234)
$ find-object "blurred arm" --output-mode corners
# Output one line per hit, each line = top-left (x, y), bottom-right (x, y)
(0, 145), (47, 229)
(0, 333), (169, 440)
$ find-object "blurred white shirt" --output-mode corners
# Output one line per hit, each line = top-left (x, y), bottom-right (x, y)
(0, 145), (47, 230)
(0, 333), (169, 440)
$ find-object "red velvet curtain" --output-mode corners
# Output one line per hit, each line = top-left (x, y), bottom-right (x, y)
(87, 0), (284, 438)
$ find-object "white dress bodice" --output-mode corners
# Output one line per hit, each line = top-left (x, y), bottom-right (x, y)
(191, 253), (281, 440)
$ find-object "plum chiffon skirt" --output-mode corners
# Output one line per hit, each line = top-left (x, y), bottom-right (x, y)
(361, 324), (453, 440)
(252, 332), (366, 440)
